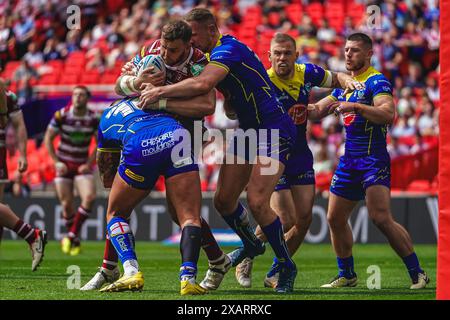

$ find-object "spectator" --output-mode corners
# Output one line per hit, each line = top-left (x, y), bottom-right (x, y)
(13, 11), (35, 59)
(425, 74), (439, 102)
(12, 58), (38, 105)
(417, 97), (437, 136)
(410, 132), (430, 154)
(23, 42), (44, 67)
(387, 136), (410, 159)
(391, 111), (416, 138)
(43, 38), (63, 61)
(0, 16), (15, 70)
(317, 19), (336, 43)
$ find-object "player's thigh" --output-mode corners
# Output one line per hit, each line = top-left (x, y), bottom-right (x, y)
(290, 183), (315, 222)
(54, 178), (74, 205)
(327, 192), (358, 226)
(247, 156), (285, 207)
(215, 160), (253, 210)
(74, 174), (96, 201)
(365, 185), (392, 221)
(107, 173), (150, 220)
(270, 189), (296, 228)
(165, 170), (202, 227)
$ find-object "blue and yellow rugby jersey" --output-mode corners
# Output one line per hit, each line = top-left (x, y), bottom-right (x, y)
(97, 97), (168, 152)
(329, 66), (393, 157)
(268, 63), (327, 145)
(209, 35), (286, 130)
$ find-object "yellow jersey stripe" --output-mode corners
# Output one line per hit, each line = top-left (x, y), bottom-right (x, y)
(209, 61), (230, 72)
(373, 93), (393, 99)
(97, 148), (121, 153)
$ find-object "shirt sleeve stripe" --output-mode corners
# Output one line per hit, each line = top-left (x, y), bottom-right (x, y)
(373, 93), (393, 99)
(209, 61), (230, 72)
(97, 148), (121, 153)
(328, 95), (338, 101)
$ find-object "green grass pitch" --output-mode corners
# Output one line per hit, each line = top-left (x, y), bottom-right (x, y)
(0, 241), (436, 300)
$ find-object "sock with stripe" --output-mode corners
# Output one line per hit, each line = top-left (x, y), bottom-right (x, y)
(261, 217), (295, 269)
(402, 252), (424, 282)
(222, 202), (261, 250)
(13, 220), (37, 245)
(101, 234), (118, 271)
(337, 256), (356, 279)
(69, 206), (90, 239)
(200, 217), (223, 262)
(179, 225), (202, 281)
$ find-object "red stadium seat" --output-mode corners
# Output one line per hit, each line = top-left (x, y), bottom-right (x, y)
(286, 4), (302, 25)
(38, 74), (60, 85)
(59, 73), (80, 85)
(305, 2), (324, 26)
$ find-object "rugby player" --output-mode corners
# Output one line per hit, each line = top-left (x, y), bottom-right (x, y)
(0, 78), (28, 240)
(0, 78), (47, 270)
(94, 94), (214, 295)
(235, 33), (364, 288)
(44, 86), (98, 256)
(308, 33), (429, 289)
(81, 20), (230, 293)
(139, 9), (298, 293)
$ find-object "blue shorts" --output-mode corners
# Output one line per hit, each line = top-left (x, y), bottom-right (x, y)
(330, 154), (391, 201)
(227, 117), (296, 167)
(275, 135), (315, 190)
(118, 119), (198, 190)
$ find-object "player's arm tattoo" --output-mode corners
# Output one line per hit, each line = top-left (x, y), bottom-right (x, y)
(97, 150), (121, 188)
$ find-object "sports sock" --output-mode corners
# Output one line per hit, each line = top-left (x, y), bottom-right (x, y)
(267, 257), (281, 277)
(102, 234), (119, 271)
(107, 217), (137, 271)
(123, 259), (139, 277)
(69, 206), (90, 239)
(64, 215), (74, 233)
(180, 262), (197, 281)
(261, 217), (295, 269)
(402, 252), (424, 282)
(13, 220), (37, 245)
(180, 225), (202, 264)
(337, 256), (356, 279)
(200, 217), (223, 262)
(222, 202), (261, 250)
(179, 225), (202, 281)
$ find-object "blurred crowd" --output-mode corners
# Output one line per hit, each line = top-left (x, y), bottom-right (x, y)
(0, 0), (440, 192)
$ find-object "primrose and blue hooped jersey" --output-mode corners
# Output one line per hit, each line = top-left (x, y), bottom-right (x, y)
(97, 97), (173, 153)
(329, 66), (393, 158)
(209, 34), (289, 130)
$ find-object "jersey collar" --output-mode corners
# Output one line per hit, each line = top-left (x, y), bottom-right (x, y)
(354, 66), (377, 82)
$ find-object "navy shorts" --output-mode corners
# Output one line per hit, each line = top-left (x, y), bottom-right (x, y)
(118, 120), (198, 190)
(330, 153), (391, 201)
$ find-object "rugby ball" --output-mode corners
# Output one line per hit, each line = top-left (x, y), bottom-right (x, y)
(136, 54), (166, 77)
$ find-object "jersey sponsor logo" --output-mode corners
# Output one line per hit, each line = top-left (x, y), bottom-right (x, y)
(343, 112), (357, 126)
(288, 104), (307, 125)
(124, 168), (145, 182)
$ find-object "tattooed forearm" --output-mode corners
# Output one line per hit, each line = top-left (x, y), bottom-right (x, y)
(97, 151), (121, 188)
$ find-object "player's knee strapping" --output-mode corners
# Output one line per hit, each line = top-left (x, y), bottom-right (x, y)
(107, 216), (136, 264)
